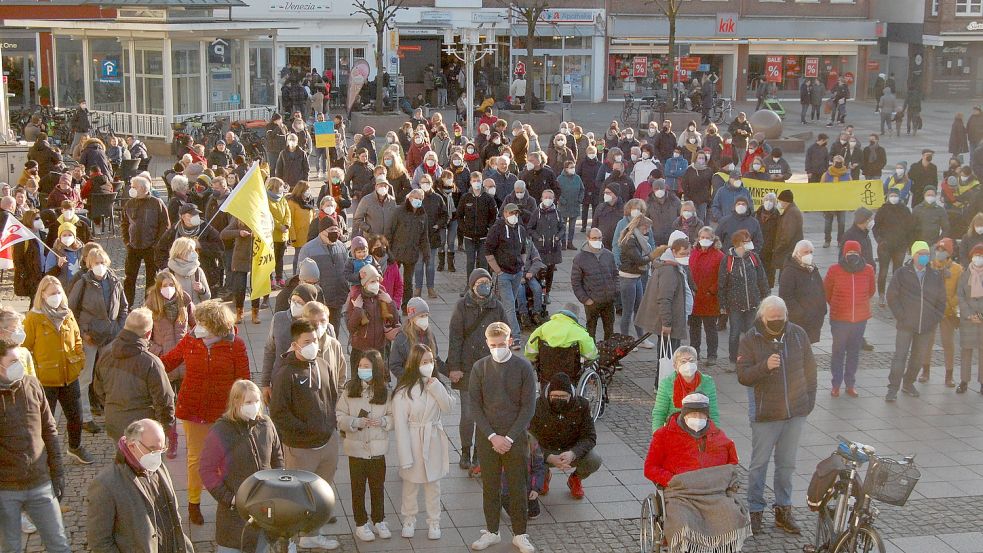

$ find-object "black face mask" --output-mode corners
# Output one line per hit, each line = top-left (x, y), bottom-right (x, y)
(371, 246), (386, 257)
(550, 397), (569, 412)
(475, 283), (492, 297)
(765, 318), (786, 336)
(325, 232), (339, 242)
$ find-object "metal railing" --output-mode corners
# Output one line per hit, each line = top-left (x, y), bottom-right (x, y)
(174, 106), (276, 125)
(91, 106), (276, 140)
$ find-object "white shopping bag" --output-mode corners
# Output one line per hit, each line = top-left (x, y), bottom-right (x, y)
(657, 335), (675, 384)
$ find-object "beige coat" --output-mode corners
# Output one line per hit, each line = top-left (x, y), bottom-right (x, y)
(336, 383), (394, 459)
(393, 380), (451, 484)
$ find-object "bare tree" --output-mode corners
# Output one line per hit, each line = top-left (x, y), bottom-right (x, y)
(352, 0), (407, 114)
(649, 0), (684, 101)
(508, 0), (549, 113)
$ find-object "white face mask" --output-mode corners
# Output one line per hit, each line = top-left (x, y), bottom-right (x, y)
(672, 153), (681, 158)
(588, 240), (603, 249)
(682, 210), (694, 220)
(614, 155), (623, 163)
(32, 220), (44, 231)
(471, 181), (482, 191)
(487, 187), (496, 196)
(587, 153), (597, 160)
(376, 187), (388, 197)
(506, 214), (519, 225)
(685, 416), (707, 432)
(92, 264), (108, 278)
(735, 204), (748, 215)
(290, 301), (304, 318)
(744, 242), (755, 251)
(325, 206), (337, 215)
(365, 281), (381, 295)
(193, 325), (209, 338)
(160, 286), (176, 300)
(526, 162), (535, 171)
(138, 449), (163, 473)
(974, 256), (983, 268)
(542, 198), (554, 208)
(299, 342), (319, 360)
(189, 215), (202, 226)
(45, 293), (63, 308)
(764, 200), (775, 211)
(316, 322), (328, 338)
(490, 347), (511, 363)
(60, 235), (75, 247)
(453, 159), (463, 166)
(654, 189), (666, 199)
(418, 363), (435, 378)
(415, 316), (430, 331)
(515, 192), (525, 199)
(678, 361), (697, 379)
(675, 255), (690, 266)
(3, 360), (25, 383)
(239, 401), (261, 421)
(128, 187), (139, 199)
(565, 168), (575, 175)
(976, 226), (983, 235)
(7, 328), (26, 346)
(896, 168), (905, 177)
(426, 160), (436, 167)
(732, 180), (742, 188)
(924, 195), (937, 205)
(605, 193), (616, 204)
(801, 253), (815, 265)
(888, 196), (900, 205)
(699, 238), (713, 248)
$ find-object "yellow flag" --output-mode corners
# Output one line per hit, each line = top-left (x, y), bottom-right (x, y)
(219, 162), (275, 300)
(743, 177), (883, 213)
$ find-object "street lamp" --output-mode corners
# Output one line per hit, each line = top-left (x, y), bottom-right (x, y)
(442, 28), (496, 139)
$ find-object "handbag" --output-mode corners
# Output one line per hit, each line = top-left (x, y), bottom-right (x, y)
(657, 335), (675, 384)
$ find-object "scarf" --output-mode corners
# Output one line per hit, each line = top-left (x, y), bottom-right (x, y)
(673, 372), (702, 410)
(168, 257), (200, 278)
(464, 151), (478, 161)
(634, 229), (653, 256)
(827, 164), (850, 179)
(163, 297), (180, 322)
(175, 223), (199, 238)
(117, 436), (145, 473)
(970, 263), (983, 299)
(35, 302), (70, 330)
(796, 257), (815, 272)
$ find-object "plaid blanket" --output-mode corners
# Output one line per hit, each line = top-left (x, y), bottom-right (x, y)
(663, 465), (751, 553)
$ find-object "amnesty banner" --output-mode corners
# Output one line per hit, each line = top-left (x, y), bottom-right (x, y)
(742, 177), (883, 213)
(218, 162), (275, 300)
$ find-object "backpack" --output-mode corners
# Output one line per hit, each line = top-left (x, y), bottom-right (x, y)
(726, 251), (759, 273)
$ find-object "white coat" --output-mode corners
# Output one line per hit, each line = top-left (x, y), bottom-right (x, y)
(393, 379), (451, 484)
(336, 383), (394, 459)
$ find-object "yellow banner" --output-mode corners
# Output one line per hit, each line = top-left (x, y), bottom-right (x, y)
(743, 177), (883, 213)
(219, 162), (275, 300)
(314, 133), (336, 149)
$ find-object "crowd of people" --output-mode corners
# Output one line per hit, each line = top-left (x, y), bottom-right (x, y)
(3, 94), (983, 553)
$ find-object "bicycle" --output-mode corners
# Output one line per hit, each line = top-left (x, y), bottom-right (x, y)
(710, 97), (734, 124)
(622, 93), (638, 127)
(805, 436), (919, 553)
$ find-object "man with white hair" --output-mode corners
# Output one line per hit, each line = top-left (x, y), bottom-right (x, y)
(736, 295), (816, 536)
(121, 175), (170, 304)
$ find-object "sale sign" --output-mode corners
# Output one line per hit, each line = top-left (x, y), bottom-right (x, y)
(633, 57), (647, 78)
(679, 56), (702, 71)
(765, 56), (783, 83)
(804, 57), (819, 78)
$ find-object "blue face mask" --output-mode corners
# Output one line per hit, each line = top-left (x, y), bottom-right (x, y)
(357, 368), (373, 382)
(917, 254), (930, 267)
(410, 198), (423, 209)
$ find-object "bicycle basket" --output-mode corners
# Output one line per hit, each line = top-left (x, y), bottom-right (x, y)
(864, 456), (919, 506)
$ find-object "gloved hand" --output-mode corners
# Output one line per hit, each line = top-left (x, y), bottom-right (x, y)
(52, 474), (65, 501)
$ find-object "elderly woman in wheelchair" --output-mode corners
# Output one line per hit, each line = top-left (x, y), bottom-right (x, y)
(641, 393), (751, 553)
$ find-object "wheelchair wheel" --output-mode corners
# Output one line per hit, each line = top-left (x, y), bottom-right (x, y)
(577, 369), (604, 421)
(639, 493), (664, 553)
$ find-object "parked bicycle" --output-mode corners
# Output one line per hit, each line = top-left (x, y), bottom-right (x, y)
(709, 97), (734, 124)
(805, 436), (919, 553)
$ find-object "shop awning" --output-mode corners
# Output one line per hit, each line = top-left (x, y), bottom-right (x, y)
(509, 23), (597, 37)
(3, 18), (290, 36)
(611, 15), (877, 41)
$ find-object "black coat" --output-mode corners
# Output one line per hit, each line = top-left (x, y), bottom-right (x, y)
(446, 282), (508, 389)
(680, 166), (713, 206)
(456, 191), (498, 240)
(887, 262), (946, 334)
(344, 161), (375, 202)
(519, 167), (559, 202)
(571, 246), (618, 305)
(778, 259), (827, 343)
(529, 205), (563, 266)
(737, 321), (817, 423)
(199, 417), (283, 549)
(805, 143), (830, 178)
(275, 148), (310, 186)
(592, 200), (624, 250)
(386, 204), (430, 265)
(950, 119), (970, 156)
(872, 202), (913, 254)
(529, 395), (596, 459)
(421, 192), (449, 249)
(653, 130), (678, 162)
(861, 144), (887, 178)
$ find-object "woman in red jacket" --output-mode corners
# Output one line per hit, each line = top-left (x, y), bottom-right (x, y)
(161, 299), (250, 526)
(823, 240), (875, 398)
(644, 393), (738, 487)
(689, 226), (725, 362)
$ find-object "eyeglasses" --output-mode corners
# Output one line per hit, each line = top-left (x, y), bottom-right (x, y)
(136, 440), (168, 456)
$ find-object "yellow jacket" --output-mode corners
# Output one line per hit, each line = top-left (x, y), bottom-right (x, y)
(269, 196), (292, 243)
(933, 259), (963, 318)
(287, 197), (314, 249)
(23, 311), (84, 387)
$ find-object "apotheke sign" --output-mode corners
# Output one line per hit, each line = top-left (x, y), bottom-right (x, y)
(967, 21), (983, 31)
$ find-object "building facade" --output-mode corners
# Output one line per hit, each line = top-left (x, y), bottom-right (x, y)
(922, 0), (983, 98)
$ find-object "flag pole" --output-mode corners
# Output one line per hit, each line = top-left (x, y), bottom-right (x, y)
(197, 161), (261, 236)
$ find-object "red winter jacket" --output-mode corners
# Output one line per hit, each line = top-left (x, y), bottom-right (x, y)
(161, 332), (250, 423)
(691, 245), (724, 317)
(823, 262), (875, 323)
(644, 413), (739, 487)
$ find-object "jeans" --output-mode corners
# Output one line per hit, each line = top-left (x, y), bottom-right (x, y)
(728, 310), (757, 363)
(516, 276), (543, 316)
(800, 102), (809, 124)
(747, 416), (806, 512)
(877, 246), (905, 296)
(464, 237), (486, 281)
(581, 201), (598, 231)
(497, 271), (523, 340)
(216, 535), (269, 553)
(414, 248), (439, 289)
(0, 482), (71, 553)
(401, 260), (416, 308)
(443, 220), (459, 253)
(44, 381), (82, 449)
(585, 300), (615, 341)
(350, 456), (386, 526)
(694, 202), (708, 224)
(477, 438), (529, 535)
(564, 216), (578, 244)
(81, 343), (98, 422)
(830, 320), (867, 389)
(315, 148), (328, 174)
(619, 276), (644, 337)
(811, 103), (821, 120)
(823, 211), (845, 244)
(880, 112), (893, 134)
(123, 246), (156, 305)
(689, 315), (719, 358)
(888, 327), (935, 393)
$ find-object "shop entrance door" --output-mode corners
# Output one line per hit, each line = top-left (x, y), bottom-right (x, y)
(2, 54), (36, 110)
(286, 46), (312, 73)
(530, 55), (561, 102)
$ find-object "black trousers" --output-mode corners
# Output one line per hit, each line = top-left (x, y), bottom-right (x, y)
(401, 261), (416, 309)
(688, 315), (719, 359)
(541, 264), (556, 295)
(477, 438), (528, 536)
(45, 380), (82, 449)
(349, 456), (386, 526)
(123, 246), (156, 305)
(273, 241), (287, 280)
(585, 300), (615, 341)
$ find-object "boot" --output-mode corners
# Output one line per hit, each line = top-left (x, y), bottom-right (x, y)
(774, 505), (801, 534)
(459, 447), (472, 470)
(189, 503), (204, 526)
(235, 308), (244, 324)
(447, 252), (457, 272)
(251, 307), (261, 324)
(750, 512), (763, 535)
(437, 251), (445, 272)
(413, 287), (422, 298)
(428, 287), (438, 299)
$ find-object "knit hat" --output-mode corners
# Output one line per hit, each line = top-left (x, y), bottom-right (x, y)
(318, 216), (338, 233)
(58, 173), (72, 188)
(971, 244), (983, 258)
(778, 189), (794, 202)
(503, 203), (519, 214)
(910, 240), (930, 257)
(729, 169), (742, 179)
(680, 393), (710, 416)
(853, 207), (873, 225)
(351, 236), (368, 251)
(548, 372), (574, 395)
(668, 230), (689, 247)
(363, 126), (375, 136)
(57, 222), (77, 237)
(196, 174), (212, 187)
(558, 302), (582, 324)
(179, 203), (201, 216)
(297, 257), (320, 281)
(843, 240), (862, 255)
(291, 283), (319, 303)
(936, 237), (954, 255)
(453, 122), (462, 132)
(407, 297), (429, 316)
(359, 264), (381, 286)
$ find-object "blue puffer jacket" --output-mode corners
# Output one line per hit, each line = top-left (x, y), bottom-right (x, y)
(716, 210), (765, 253)
(664, 156), (689, 191)
(710, 183), (754, 222)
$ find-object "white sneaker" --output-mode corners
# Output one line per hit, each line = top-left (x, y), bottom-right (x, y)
(638, 339), (655, 349)
(21, 513), (36, 534)
(471, 530), (502, 550)
(355, 524), (375, 542)
(513, 533), (536, 553)
(288, 541), (297, 553)
(375, 521), (392, 539)
(401, 521), (415, 538)
(297, 535), (340, 550)
(428, 521), (441, 540)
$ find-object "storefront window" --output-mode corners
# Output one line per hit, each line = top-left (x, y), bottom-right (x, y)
(2, 49), (37, 110)
(173, 42), (202, 114)
(607, 53), (724, 99)
(207, 38), (243, 112)
(932, 43), (979, 97)
(747, 54), (854, 96)
(512, 35), (592, 102)
(89, 37), (127, 113)
(135, 43), (165, 115)
(55, 36), (84, 107)
(251, 43), (275, 106)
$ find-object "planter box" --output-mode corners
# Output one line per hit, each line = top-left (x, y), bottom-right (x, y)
(351, 111), (412, 138)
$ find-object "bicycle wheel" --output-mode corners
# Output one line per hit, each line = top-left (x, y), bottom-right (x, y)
(812, 506), (836, 553)
(639, 494), (664, 553)
(830, 525), (885, 553)
(577, 369), (604, 421)
(622, 105), (637, 126)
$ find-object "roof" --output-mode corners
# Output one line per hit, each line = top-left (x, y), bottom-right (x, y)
(0, 0), (246, 6)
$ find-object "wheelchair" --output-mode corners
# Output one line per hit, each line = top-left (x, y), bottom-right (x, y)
(534, 342), (606, 422)
(640, 487), (667, 553)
